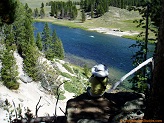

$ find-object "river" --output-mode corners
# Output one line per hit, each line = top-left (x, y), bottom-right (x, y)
(34, 22), (154, 86)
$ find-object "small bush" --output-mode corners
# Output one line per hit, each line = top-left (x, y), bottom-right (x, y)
(4, 81), (19, 90)
(60, 72), (72, 79)
(63, 63), (74, 74)
(83, 64), (90, 78)
(64, 81), (77, 93)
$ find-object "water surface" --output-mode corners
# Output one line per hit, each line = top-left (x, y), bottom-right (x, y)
(34, 22), (154, 85)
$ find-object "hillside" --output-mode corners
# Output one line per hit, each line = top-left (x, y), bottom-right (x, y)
(0, 51), (86, 122)
(19, 0), (143, 37)
(0, 52), (146, 123)
(37, 6), (142, 36)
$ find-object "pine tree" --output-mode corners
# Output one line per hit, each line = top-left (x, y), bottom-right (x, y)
(23, 45), (39, 80)
(36, 32), (43, 51)
(0, 1), (25, 90)
(12, 1), (26, 56)
(1, 49), (19, 90)
(41, 2), (44, 8)
(23, 3), (39, 80)
(1, 23), (19, 89)
(40, 3), (45, 18)
(52, 30), (64, 59)
(91, 4), (94, 18)
(42, 23), (51, 51)
(3, 24), (16, 50)
(55, 38), (64, 59)
(82, 9), (86, 22)
(34, 8), (39, 18)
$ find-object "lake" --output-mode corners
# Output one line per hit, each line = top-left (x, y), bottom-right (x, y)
(34, 22), (154, 84)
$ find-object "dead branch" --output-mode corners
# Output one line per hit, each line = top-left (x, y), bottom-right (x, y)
(35, 96), (44, 117)
(12, 100), (17, 119)
(54, 81), (68, 117)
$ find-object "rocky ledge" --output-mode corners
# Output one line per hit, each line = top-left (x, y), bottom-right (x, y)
(66, 92), (145, 123)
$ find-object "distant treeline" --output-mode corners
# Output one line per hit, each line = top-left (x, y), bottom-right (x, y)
(80, 0), (143, 17)
(110, 0), (142, 9)
(80, 0), (109, 17)
(49, 1), (78, 20)
(48, 0), (144, 20)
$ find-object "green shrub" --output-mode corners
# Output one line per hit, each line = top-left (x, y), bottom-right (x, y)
(83, 64), (90, 78)
(60, 72), (72, 79)
(63, 63), (74, 74)
(64, 81), (77, 93)
(4, 81), (19, 90)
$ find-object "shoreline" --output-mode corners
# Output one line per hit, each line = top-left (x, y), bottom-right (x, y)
(34, 18), (139, 37)
(88, 27), (139, 37)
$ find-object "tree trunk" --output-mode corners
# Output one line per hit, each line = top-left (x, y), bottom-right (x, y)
(144, 1), (164, 121)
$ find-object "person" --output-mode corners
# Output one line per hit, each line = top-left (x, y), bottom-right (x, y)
(87, 64), (109, 97)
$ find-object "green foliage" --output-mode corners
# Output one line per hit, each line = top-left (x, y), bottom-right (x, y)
(1, 2), (39, 82)
(4, 81), (20, 90)
(148, 0), (162, 28)
(64, 81), (77, 94)
(41, 23), (65, 60)
(83, 64), (90, 78)
(53, 37), (65, 59)
(2, 99), (35, 122)
(129, 70), (148, 93)
(54, 90), (66, 100)
(2, 99), (14, 122)
(49, 1), (78, 20)
(61, 65), (90, 96)
(40, 3), (45, 18)
(45, 48), (55, 60)
(1, 49), (19, 90)
(128, 0), (161, 93)
(64, 70), (89, 96)
(36, 32), (43, 51)
(23, 45), (39, 80)
(60, 72), (72, 79)
(34, 8), (39, 18)
(110, 0), (141, 9)
(19, 3), (39, 80)
(3, 24), (16, 50)
(36, 60), (60, 92)
(40, 8), (45, 19)
(81, 9), (86, 22)
(63, 63), (74, 74)
(81, 0), (109, 17)
(129, 39), (150, 93)
(41, 23), (54, 60)
(42, 23), (51, 51)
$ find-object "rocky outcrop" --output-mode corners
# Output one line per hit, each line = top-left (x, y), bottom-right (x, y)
(20, 74), (33, 83)
(66, 92), (145, 123)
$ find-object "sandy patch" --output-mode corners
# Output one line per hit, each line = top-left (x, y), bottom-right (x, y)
(89, 27), (139, 37)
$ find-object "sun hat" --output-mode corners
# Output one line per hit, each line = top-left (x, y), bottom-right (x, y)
(91, 64), (109, 77)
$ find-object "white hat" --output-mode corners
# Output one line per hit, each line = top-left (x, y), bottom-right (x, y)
(91, 64), (108, 77)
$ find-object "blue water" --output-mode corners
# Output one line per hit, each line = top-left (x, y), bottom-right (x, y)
(34, 22), (154, 81)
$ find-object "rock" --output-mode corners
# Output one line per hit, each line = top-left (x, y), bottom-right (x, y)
(20, 74), (32, 83)
(66, 93), (118, 123)
(112, 93), (145, 122)
(66, 92), (145, 123)
(122, 98), (144, 112)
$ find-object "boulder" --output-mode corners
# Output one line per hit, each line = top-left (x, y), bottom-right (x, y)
(66, 92), (144, 123)
(20, 74), (32, 83)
